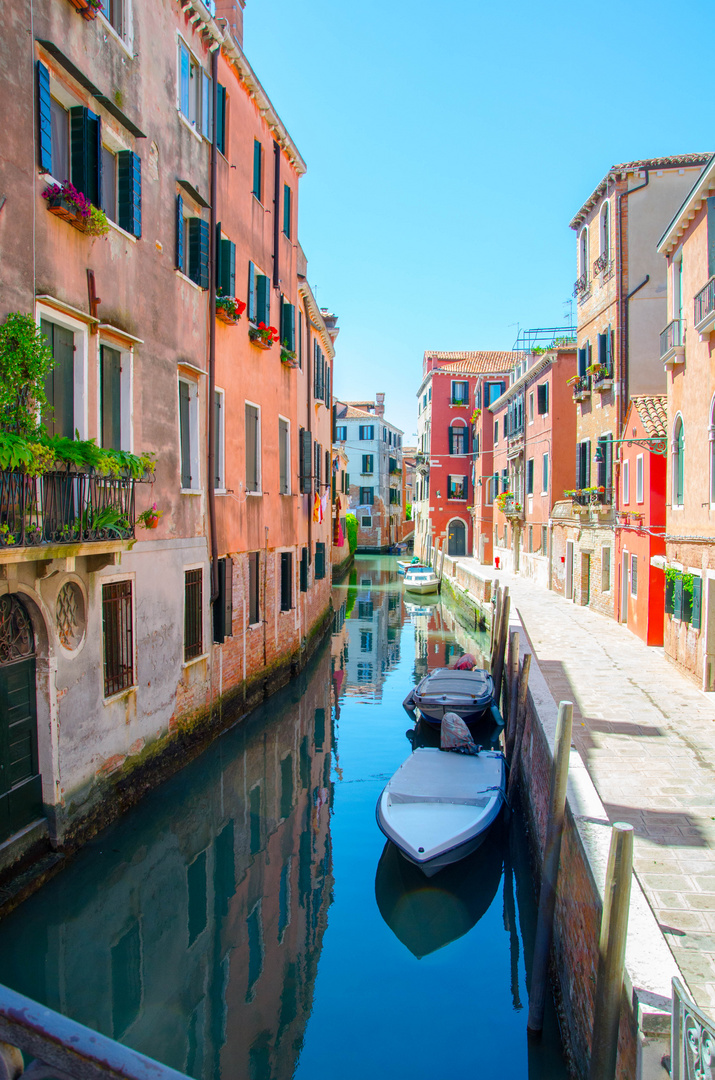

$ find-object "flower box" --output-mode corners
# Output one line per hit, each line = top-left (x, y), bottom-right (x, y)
(68, 0), (90, 8)
(249, 332), (273, 350)
(249, 323), (278, 350)
(217, 308), (239, 326)
(81, 0), (102, 16)
(46, 196), (88, 232)
(280, 348), (298, 367)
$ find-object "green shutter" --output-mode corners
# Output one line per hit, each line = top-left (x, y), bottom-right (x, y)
(176, 194), (184, 271)
(188, 218), (209, 289)
(37, 62), (52, 173)
(283, 184), (291, 238)
(252, 139), (262, 200)
(42, 320), (75, 439)
(117, 150), (141, 237)
(247, 261), (256, 321)
(282, 301), (295, 351)
(179, 381), (191, 487)
(101, 345), (122, 450)
(300, 547), (308, 592)
(300, 428), (312, 494)
(578, 347), (587, 377)
(216, 84), (226, 156)
(218, 238), (235, 296)
(674, 574), (683, 620)
(70, 106), (101, 206)
(606, 327), (612, 373)
(256, 274), (270, 325)
(692, 576), (702, 629)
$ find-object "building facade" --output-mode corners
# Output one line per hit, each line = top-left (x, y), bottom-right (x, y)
(334, 395), (403, 552)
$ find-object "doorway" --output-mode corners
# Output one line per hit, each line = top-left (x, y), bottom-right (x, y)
(621, 550), (629, 623)
(580, 553), (591, 606)
(0, 595), (43, 843)
(704, 575), (715, 691)
(447, 519), (466, 557)
(565, 541), (574, 599)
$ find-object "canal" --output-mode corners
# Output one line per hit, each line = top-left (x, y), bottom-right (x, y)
(0, 555), (567, 1079)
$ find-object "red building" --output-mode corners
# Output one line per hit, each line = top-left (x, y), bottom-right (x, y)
(414, 352), (518, 561)
(615, 396), (666, 645)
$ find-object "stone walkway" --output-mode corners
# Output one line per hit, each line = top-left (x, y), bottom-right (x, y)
(458, 559), (715, 1015)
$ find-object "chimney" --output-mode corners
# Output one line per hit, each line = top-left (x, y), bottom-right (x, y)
(215, 0), (245, 48)
(375, 393), (385, 418)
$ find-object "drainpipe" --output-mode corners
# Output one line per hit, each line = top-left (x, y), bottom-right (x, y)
(272, 140), (280, 288)
(306, 314), (312, 563)
(207, 47), (219, 604)
(616, 169), (649, 437)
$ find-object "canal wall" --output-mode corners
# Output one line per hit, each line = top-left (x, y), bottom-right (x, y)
(437, 559), (677, 1080)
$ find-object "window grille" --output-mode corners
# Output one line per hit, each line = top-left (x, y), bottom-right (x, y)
(102, 581), (134, 696)
(184, 569), (203, 660)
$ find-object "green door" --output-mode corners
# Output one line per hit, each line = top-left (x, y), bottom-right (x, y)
(0, 596), (42, 843)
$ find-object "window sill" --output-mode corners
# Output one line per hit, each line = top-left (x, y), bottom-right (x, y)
(252, 194), (266, 211)
(175, 270), (205, 292)
(279, 607), (293, 615)
(107, 218), (138, 244)
(177, 109), (204, 143)
(214, 488), (228, 495)
(247, 621), (261, 630)
(246, 490), (263, 497)
(182, 652), (208, 669)
(98, 13), (134, 57)
(180, 488), (203, 495)
(103, 685), (137, 707)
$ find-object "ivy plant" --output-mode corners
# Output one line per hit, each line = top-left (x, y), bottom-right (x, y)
(0, 313), (54, 437)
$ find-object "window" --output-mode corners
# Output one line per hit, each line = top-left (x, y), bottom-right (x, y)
(315, 542), (326, 580)
(313, 441), (322, 488)
(579, 226), (589, 280)
(485, 476), (494, 506)
(49, 95), (69, 181)
(389, 488), (400, 505)
(280, 552), (292, 611)
(184, 569), (203, 661)
(280, 298), (295, 352)
(600, 201), (610, 264)
(362, 454), (374, 474)
(213, 390), (225, 490)
(300, 547), (308, 592)
(448, 475), (466, 499)
(217, 235), (236, 299)
(100, 344), (123, 450)
(359, 425), (374, 440)
(176, 196), (209, 287)
(542, 453), (549, 494)
(245, 403), (260, 493)
(630, 554), (638, 598)
(636, 454), (644, 503)
(279, 418), (290, 495)
(359, 487), (374, 505)
(216, 84), (227, 156)
(102, 145), (117, 223)
(178, 40), (212, 138)
(577, 441), (591, 489)
(313, 341), (329, 405)
(357, 663), (373, 683)
(541, 525), (548, 555)
(360, 630), (373, 652)
(602, 547), (611, 592)
(104, 0), (126, 39)
(529, 393), (534, 423)
(247, 261), (270, 324)
(597, 434), (613, 493)
(248, 552), (260, 625)
(672, 417), (684, 507)
(42, 318), (75, 438)
(252, 140), (262, 201)
(484, 382), (505, 407)
(623, 459), (630, 504)
(528, 526), (533, 552)
(537, 383), (549, 415)
(597, 329), (612, 374)
(494, 420), (499, 445)
(102, 580), (134, 697)
(283, 184), (291, 238)
(299, 428), (312, 494)
(335, 425), (347, 441)
(178, 378), (199, 489)
(361, 516), (372, 527)
(451, 380), (469, 404)
(449, 424), (468, 455)
(526, 458), (534, 495)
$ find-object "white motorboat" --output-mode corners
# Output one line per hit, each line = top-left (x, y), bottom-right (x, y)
(376, 744), (506, 877)
(403, 567), (440, 594)
(397, 559), (427, 575)
(403, 667), (497, 727)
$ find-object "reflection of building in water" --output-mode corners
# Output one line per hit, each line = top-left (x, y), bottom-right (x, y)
(0, 650), (334, 1080)
(409, 602), (489, 682)
(340, 566), (401, 700)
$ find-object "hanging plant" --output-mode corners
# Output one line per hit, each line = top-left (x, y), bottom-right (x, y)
(0, 313), (55, 438)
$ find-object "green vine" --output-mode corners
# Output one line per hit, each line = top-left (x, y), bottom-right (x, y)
(0, 313), (55, 437)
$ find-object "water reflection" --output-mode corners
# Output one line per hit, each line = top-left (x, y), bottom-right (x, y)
(0, 652), (334, 1080)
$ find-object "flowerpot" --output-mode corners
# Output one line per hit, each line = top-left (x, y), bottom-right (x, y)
(216, 309), (238, 325)
(146, 516), (160, 529)
(68, 0), (90, 9)
(249, 333), (273, 351)
(81, 3), (101, 17)
(46, 196), (88, 232)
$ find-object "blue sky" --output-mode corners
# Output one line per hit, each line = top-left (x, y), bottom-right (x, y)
(244, 0), (713, 439)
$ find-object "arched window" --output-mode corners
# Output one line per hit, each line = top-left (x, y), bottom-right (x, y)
(448, 420), (468, 456)
(579, 227), (589, 280)
(600, 202), (610, 264)
(673, 415), (684, 507)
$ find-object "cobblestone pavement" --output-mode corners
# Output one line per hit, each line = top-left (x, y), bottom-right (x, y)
(459, 560), (715, 1015)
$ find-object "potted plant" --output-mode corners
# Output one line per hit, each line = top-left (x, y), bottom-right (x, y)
(137, 502), (163, 529)
(471, 408), (481, 423)
(68, 0), (90, 9)
(216, 295), (246, 325)
(43, 182), (109, 235)
(81, 0), (103, 18)
(280, 345), (298, 367)
(249, 322), (279, 350)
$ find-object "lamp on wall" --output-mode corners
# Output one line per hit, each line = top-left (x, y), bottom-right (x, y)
(594, 445), (605, 464)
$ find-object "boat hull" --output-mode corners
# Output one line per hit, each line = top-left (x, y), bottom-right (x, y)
(404, 578), (439, 594)
(406, 667), (496, 726)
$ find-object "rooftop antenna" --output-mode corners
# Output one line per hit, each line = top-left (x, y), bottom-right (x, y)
(562, 298), (574, 331)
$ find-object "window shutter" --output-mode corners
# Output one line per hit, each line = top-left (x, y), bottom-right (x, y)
(325, 362), (330, 405)
(188, 218), (209, 289)
(176, 195), (184, 271)
(576, 443), (582, 488)
(100, 345), (122, 451)
(245, 404), (258, 491)
(578, 347), (587, 377)
(300, 547), (308, 592)
(179, 381), (191, 487)
(256, 274), (270, 325)
(218, 238), (236, 297)
(585, 440), (591, 486)
(247, 261), (256, 321)
(37, 61), (52, 173)
(604, 434), (613, 492)
(252, 139), (262, 199)
(674, 574), (683, 620)
(70, 106), (101, 206)
(448, 427), (455, 454)
(537, 383), (548, 414)
(279, 418), (288, 494)
(214, 392), (221, 488)
(300, 428), (312, 494)
(315, 542), (325, 580)
(213, 556), (233, 643)
(216, 84), (226, 155)
(117, 150), (141, 237)
(283, 184), (291, 238)
(606, 327), (612, 373)
(527, 458), (534, 494)
(598, 332), (607, 368)
(692, 576), (702, 629)
(313, 341), (318, 397)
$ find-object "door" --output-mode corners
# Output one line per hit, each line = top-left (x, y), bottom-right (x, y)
(704, 576), (715, 691)
(447, 520), (466, 557)
(621, 550), (629, 622)
(0, 596), (42, 842)
(565, 541), (574, 599)
(581, 553), (590, 606)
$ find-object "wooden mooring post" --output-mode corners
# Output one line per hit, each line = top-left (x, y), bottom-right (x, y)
(491, 587), (509, 716)
(587, 823), (634, 1080)
(507, 651), (531, 799)
(527, 700), (573, 1038)
(505, 630), (519, 747)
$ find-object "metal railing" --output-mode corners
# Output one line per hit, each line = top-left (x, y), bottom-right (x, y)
(571, 375), (590, 396)
(671, 975), (714, 1080)
(694, 276), (715, 327)
(593, 252), (609, 276)
(0, 982), (191, 1079)
(573, 487), (612, 506)
(573, 273), (588, 297)
(660, 318), (684, 358)
(0, 468), (136, 549)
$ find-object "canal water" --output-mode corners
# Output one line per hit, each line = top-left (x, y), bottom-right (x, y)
(0, 555), (567, 1079)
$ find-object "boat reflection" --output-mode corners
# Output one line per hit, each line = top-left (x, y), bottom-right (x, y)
(374, 828), (504, 959)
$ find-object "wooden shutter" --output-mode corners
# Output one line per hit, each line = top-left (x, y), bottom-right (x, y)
(300, 547), (308, 592)
(176, 195), (184, 271)
(576, 443), (583, 488)
(585, 440), (591, 486)
(692, 576), (702, 629)
(527, 458), (534, 494)
(252, 139), (262, 199)
(315, 542), (325, 580)
(280, 552), (292, 611)
(256, 274), (270, 324)
(537, 383), (548, 414)
(325, 361), (330, 405)
(188, 218), (209, 289)
(179, 381), (191, 487)
(247, 261), (256, 321)
(43, 320), (75, 439)
(245, 404), (259, 492)
(70, 106), (101, 206)
(598, 332), (608, 368)
(213, 556), (233, 643)
(248, 552), (260, 624)
(299, 428), (312, 494)
(214, 392), (222, 488)
(216, 84), (226, 155)
(217, 237), (236, 297)
(674, 574), (683, 620)
(37, 61), (52, 173)
(578, 347), (587, 377)
(101, 345), (122, 451)
(448, 427), (455, 454)
(283, 184), (291, 238)
(279, 418), (288, 494)
(117, 150), (141, 237)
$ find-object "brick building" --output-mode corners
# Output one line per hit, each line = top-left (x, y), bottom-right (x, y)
(657, 154), (715, 688)
(414, 351), (517, 563)
(551, 155), (709, 615)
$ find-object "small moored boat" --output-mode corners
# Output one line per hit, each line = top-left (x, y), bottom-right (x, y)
(403, 567), (440, 594)
(376, 714), (506, 877)
(397, 558), (426, 575)
(403, 667), (497, 727)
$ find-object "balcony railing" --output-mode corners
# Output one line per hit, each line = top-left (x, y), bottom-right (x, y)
(573, 273), (589, 298)
(659, 318), (685, 366)
(694, 276), (715, 336)
(571, 375), (590, 400)
(593, 252), (609, 276)
(499, 495), (524, 520)
(0, 468), (136, 550)
(571, 487), (612, 507)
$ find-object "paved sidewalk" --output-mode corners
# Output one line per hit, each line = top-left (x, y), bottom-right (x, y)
(460, 560), (715, 1014)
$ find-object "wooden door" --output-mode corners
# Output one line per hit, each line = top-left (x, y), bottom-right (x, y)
(0, 596), (42, 843)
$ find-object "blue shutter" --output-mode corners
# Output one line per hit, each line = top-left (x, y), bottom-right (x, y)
(606, 327), (612, 374)
(252, 140), (262, 199)
(674, 575), (683, 620)
(70, 106), (101, 206)
(218, 238), (236, 296)
(188, 218), (209, 289)
(256, 274), (270, 324)
(578, 347), (587, 377)
(283, 184), (291, 238)
(247, 261), (256, 321)
(117, 150), (141, 237)
(216, 84), (226, 155)
(281, 301), (295, 350)
(692, 577), (702, 629)
(176, 195), (184, 271)
(37, 62), (52, 173)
